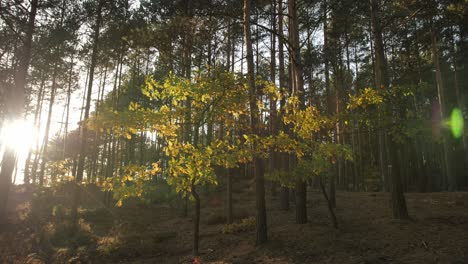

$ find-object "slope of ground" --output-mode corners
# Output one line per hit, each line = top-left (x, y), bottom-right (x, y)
(1, 184), (468, 264)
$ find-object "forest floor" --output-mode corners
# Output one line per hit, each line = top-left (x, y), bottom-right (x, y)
(1, 181), (468, 264)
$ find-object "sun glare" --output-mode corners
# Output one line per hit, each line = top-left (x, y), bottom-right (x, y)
(0, 120), (37, 157)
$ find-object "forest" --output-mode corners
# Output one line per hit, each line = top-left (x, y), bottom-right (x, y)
(0, 0), (467, 263)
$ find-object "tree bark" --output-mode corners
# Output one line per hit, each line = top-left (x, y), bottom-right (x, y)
(370, 0), (408, 218)
(38, 60), (59, 186)
(280, 186), (289, 210)
(244, 0), (267, 244)
(370, 0), (389, 192)
(24, 73), (46, 184)
(0, 0), (38, 221)
(63, 57), (74, 159)
(289, 0), (307, 224)
(389, 144), (409, 219)
(430, 21), (454, 191)
(450, 28), (468, 171)
(72, 0), (104, 227)
(277, 0), (290, 211)
(226, 168), (233, 224)
(182, 0), (193, 218)
(192, 184), (200, 256)
(319, 177), (338, 228)
(323, 0), (331, 113)
(269, 0), (278, 197)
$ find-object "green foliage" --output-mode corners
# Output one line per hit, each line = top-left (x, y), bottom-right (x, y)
(143, 70), (249, 128)
(101, 163), (161, 207)
(283, 104), (331, 142)
(210, 137), (253, 167)
(273, 97), (354, 181)
(46, 159), (73, 184)
(164, 142), (217, 195)
(347, 88), (384, 110)
(265, 169), (295, 188)
(91, 70), (256, 203)
(293, 144), (353, 180)
(346, 84), (434, 144)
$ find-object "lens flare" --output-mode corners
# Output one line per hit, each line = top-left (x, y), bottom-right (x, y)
(0, 120), (36, 156)
(450, 108), (464, 138)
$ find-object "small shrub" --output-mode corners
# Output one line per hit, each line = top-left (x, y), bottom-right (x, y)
(222, 217), (256, 234)
(97, 235), (121, 256)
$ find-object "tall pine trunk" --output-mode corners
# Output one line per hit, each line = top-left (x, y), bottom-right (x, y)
(289, 0), (307, 224)
(192, 183), (200, 256)
(38, 60), (59, 186)
(24, 73), (46, 184)
(370, 0), (408, 219)
(269, 0), (278, 197)
(0, 0), (38, 221)
(244, 0), (268, 244)
(63, 57), (74, 160)
(71, 0), (104, 227)
(430, 21), (454, 191)
(278, 0), (289, 211)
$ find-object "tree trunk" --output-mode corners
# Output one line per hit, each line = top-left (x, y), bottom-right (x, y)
(72, 0), (103, 227)
(63, 57), (74, 159)
(323, 0), (341, 203)
(182, 0), (193, 218)
(389, 143), (409, 219)
(323, 0), (331, 113)
(38, 60), (59, 186)
(289, 0), (307, 224)
(369, 0), (388, 192)
(370, 0), (408, 218)
(192, 184), (200, 256)
(269, 0), (278, 197)
(329, 172), (336, 208)
(451, 28), (468, 171)
(319, 177), (338, 228)
(24, 73), (46, 184)
(430, 22), (454, 191)
(295, 178), (307, 224)
(0, 0), (38, 221)
(226, 168), (233, 224)
(181, 195), (188, 218)
(244, 0), (267, 244)
(280, 186), (289, 210)
(277, 0), (289, 211)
